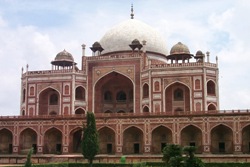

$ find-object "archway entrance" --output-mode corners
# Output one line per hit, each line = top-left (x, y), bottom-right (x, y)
(242, 125), (250, 153)
(69, 128), (82, 153)
(20, 128), (37, 154)
(151, 126), (172, 154)
(39, 88), (60, 115)
(98, 127), (115, 154)
(211, 125), (233, 154)
(95, 72), (133, 113)
(165, 83), (190, 113)
(180, 125), (202, 153)
(44, 128), (62, 154)
(123, 127), (143, 154)
(0, 129), (13, 154)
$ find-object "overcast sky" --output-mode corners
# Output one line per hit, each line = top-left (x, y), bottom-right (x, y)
(0, 0), (249, 115)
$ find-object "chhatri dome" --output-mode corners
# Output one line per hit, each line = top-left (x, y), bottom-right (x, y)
(99, 6), (168, 56)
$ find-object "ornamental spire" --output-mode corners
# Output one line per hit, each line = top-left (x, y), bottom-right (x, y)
(130, 4), (134, 19)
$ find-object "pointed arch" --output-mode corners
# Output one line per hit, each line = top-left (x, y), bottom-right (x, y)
(19, 128), (37, 154)
(38, 87), (61, 115)
(143, 105), (149, 113)
(142, 83), (149, 98)
(75, 108), (85, 115)
(44, 128), (62, 154)
(69, 127), (82, 153)
(98, 127), (116, 154)
(123, 126), (143, 154)
(242, 124), (250, 153)
(0, 128), (13, 154)
(94, 71), (134, 114)
(208, 103), (217, 111)
(180, 125), (202, 153)
(75, 86), (85, 101)
(151, 125), (172, 154)
(210, 124), (233, 154)
(164, 81), (191, 113)
(207, 80), (216, 95)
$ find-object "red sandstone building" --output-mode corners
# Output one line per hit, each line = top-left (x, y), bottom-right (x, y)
(0, 9), (250, 161)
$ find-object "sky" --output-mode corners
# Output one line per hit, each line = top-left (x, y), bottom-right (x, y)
(0, 0), (249, 115)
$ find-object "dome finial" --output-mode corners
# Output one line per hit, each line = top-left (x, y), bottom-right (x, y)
(130, 4), (134, 19)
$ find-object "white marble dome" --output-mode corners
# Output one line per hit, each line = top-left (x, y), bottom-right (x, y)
(100, 19), (168, 56)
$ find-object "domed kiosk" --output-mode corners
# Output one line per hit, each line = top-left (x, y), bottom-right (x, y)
(51, 49), (76, 69)
(167, 42), (193, 63)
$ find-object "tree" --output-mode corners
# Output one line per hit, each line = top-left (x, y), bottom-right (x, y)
(24, 147), (34, 167)
(183, 146), (204, 167)
(162, 144), (183, 167)
(81, 112), (99, 167)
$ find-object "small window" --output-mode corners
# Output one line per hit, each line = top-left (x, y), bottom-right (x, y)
(174, 88), (184, 101)
(49, 94), (58, 105)
(75, 87), (85, 100)
(207, 80), (216, 95)
(104, 91), (112, 101)
(22, 89), (26, 103)
(143, 84), (149, 98)
(143, 106), (149, 112)
(116, 91), (126, 101)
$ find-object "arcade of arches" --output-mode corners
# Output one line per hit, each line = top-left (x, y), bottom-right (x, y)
(1, 123), (250, 155)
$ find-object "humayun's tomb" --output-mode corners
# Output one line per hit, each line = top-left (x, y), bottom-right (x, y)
(0, 6), (250, 164)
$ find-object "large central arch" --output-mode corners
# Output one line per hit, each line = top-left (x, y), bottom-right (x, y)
(94, 72), (134, 113)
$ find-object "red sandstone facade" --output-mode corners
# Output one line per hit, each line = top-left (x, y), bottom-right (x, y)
(0, 15), (250, 159)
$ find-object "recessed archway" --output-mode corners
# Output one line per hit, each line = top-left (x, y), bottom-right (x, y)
(151, 126), (172, 154)
(69, 128), (82, 153)
(211, 124), (233, 154)
(38, 88), (60, 115)
(94, 72), (133, 113)
(123, 126), (143, 154)
(44, 128), (62, 154)
(180, 125), (202, 153)
(165, 82), (190, 113)
(0, 129), (13, 154)
(20, 128), (37, 154)
(242, 125), (250, 153)
(98, 127), (115, 154)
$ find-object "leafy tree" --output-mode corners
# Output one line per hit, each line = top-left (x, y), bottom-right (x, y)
(162, 144), (183, 167)
(81, 112), (99, 167)
(24, 147), (34, 167)
(183, 146), (204, 167)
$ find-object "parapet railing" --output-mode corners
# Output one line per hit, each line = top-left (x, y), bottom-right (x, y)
(150, 62), (217, 68)
(22, 69), (84, 76)
(0, 109), (249, 120)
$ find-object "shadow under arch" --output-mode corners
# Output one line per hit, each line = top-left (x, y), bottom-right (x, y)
(43, 127), (63, 154)
(69, 127), (82, 153)
(94, 71), (134, 114)
(19, 128), (37, 154)
(123, 126), (143, 154)
(0, 128), (13, 154)
(151, 125), (172, 154)
(164, 81), (191, 113)
(38, 87), (61, 115)
(180, 124), (203, 153)
(98, 126), (116, 154)
(210, 124), (233, 154)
